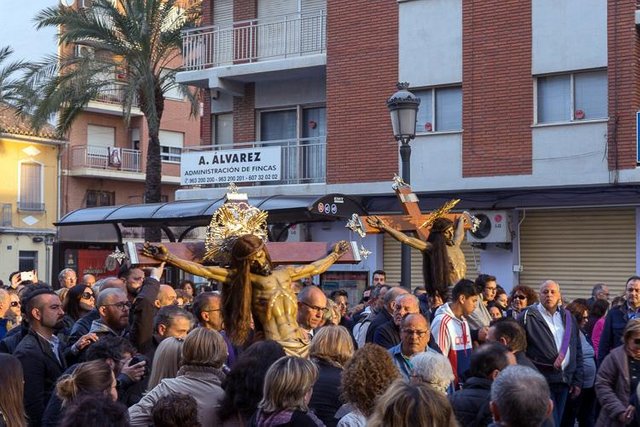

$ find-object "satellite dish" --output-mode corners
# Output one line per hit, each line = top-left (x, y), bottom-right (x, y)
(60, 0), (75, 7)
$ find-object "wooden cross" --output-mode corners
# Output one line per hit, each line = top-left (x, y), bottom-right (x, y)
(126, 240), (360, 266)
(354, 180), (472, 239)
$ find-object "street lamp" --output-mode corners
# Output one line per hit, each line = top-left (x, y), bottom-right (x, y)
(387, 82), (420, 290)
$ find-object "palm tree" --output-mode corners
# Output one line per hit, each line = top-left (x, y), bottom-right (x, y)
(15, 0), (200, 240)
(0, 46), (25, 105)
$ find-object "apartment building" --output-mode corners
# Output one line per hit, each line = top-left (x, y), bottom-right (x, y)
(169, 0), (640, 298)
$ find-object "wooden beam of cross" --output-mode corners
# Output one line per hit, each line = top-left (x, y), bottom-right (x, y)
(353, 179), (472, 239)
(125, 241), (361, 267)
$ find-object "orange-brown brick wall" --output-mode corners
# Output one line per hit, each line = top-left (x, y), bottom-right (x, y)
(325, 0), (398, 184)
(233, 83), (255, 143)
(461, 1), (533, 177)
(607, 1), (640, 170)
(234, 0), (255, 21)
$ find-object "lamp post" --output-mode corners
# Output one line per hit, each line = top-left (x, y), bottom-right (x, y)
(387, 82), (420, 290)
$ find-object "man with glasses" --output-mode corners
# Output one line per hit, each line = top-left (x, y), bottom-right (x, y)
(297, 285), (328, 337)
(389, 313), (439, 379)
(90, 288), (131, 339)
(598, 276), (640, 365)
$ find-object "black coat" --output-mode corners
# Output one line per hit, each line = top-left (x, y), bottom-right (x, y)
(449, 377), (493, 427)
(308, 360), (343, 427)
(364, 308), (393, 343)
(14, 331), (67, 427)
(372, 319), (400, 349)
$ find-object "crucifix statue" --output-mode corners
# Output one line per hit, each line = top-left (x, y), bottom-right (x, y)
(350, 176), (476, 300)
(140, 188), (356, 357)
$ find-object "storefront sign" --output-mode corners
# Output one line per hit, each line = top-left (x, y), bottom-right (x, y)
(181, 146), (281, 185)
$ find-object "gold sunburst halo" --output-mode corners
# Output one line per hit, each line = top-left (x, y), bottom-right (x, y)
(418, 199), (461, 229)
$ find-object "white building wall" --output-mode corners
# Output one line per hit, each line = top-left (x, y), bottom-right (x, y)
(399, 0), (462, 86)
(255, 78), (326, 109)
(532, 0), (607, 74)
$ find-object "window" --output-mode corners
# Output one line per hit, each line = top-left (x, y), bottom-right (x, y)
(212, 113), (233, 145)
(159, 130), (184, 163)
(414, 86), (462, 133)
(18, 162), (44, 211)
(536, 70), (607, 124)
(86, 190), (115, 208)
(2, 204), (11, 226)
(19, 251), (38, 272)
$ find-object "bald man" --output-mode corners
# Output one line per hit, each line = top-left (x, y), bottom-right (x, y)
(519, 280), (583, 427)
(297, 285), (328, 337)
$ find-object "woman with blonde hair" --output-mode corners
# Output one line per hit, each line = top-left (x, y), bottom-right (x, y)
(368, 379), (458, 427)
(129, 327), (227, 426)
(337, 344), (400, 427)
(146, 337), (184, 391)
(251, 356), (324, 426)
(0, 354), (27, 427)
(308, 325), (354, 427)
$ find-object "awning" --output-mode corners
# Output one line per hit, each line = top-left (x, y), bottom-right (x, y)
(55, 193), (368, 228)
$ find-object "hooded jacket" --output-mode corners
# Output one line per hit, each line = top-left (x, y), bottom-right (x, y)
(431, 303), (473, 388)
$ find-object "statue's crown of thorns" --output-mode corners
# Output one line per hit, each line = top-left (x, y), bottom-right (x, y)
(204, 183), (268, 264)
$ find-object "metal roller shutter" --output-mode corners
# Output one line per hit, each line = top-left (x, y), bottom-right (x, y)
(301, 0), (325, 13)
(213, 0), (233, 25)
(258, 0), (297, 18)
(383, 233), (480, 288)
(519, 208), (636, 302)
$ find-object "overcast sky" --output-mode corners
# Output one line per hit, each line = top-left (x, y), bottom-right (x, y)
(0, 1), (58, 63)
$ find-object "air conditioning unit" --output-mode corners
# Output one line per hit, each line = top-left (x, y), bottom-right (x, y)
(467, 210), (512, 243)
(74, 45), (94, 59)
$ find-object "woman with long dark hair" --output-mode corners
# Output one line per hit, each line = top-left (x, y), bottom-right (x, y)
(0, 354), (27, 427)
(62, 284), (95, 324)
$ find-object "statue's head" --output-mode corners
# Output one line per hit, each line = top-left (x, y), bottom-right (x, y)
(430, 218), (455, 246)
(231, 234), (272, 276)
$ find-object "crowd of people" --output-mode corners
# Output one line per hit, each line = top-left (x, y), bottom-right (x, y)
(0, 265), (637, 427)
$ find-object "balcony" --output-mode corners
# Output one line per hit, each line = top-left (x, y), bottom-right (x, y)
(181, 136), (326, 187)
(69, 145), (144, 181)
(84, 84), (143, 117)
(177, 11), (327, 93)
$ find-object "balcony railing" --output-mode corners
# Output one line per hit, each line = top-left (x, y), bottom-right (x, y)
(92, 84), (139, 107)
(182, 10), (326, 71)
(17, 201), (45, 212)
(183, 136), (326, 186)
(71, 145), (142, 173)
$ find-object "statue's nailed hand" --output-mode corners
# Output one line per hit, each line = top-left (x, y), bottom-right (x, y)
(142, 242), (168, 261)
(334, 240), (350, 256)
(366, 215), (386, 230)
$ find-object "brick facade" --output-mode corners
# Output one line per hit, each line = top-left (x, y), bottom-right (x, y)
(325, 0), (398, 184)
(607, 0), (640, 171)
(461, 0), (533, 177)
(234, 0), (255, 21)
(233, 83), (255, 143)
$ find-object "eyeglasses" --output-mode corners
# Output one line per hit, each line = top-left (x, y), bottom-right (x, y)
(10, 301), (20, 307)
(402, 329), (429, 337)
(81, 292), (95, 300)
(513, 295), (527, 300)
(102, 301), (132, 311)
(203, 308), (221, 312)
(300, 301), (329, 314)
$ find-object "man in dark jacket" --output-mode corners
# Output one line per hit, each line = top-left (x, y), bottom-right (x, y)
(365, 286), (407, 343)
(519, 280), (584, 427)
(14, 287), (94, 427)
(487, 318), (538, 370)
(373, 293), (420, 349)
(450, 343), (515, 427)
(598, 276), (640, 365)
